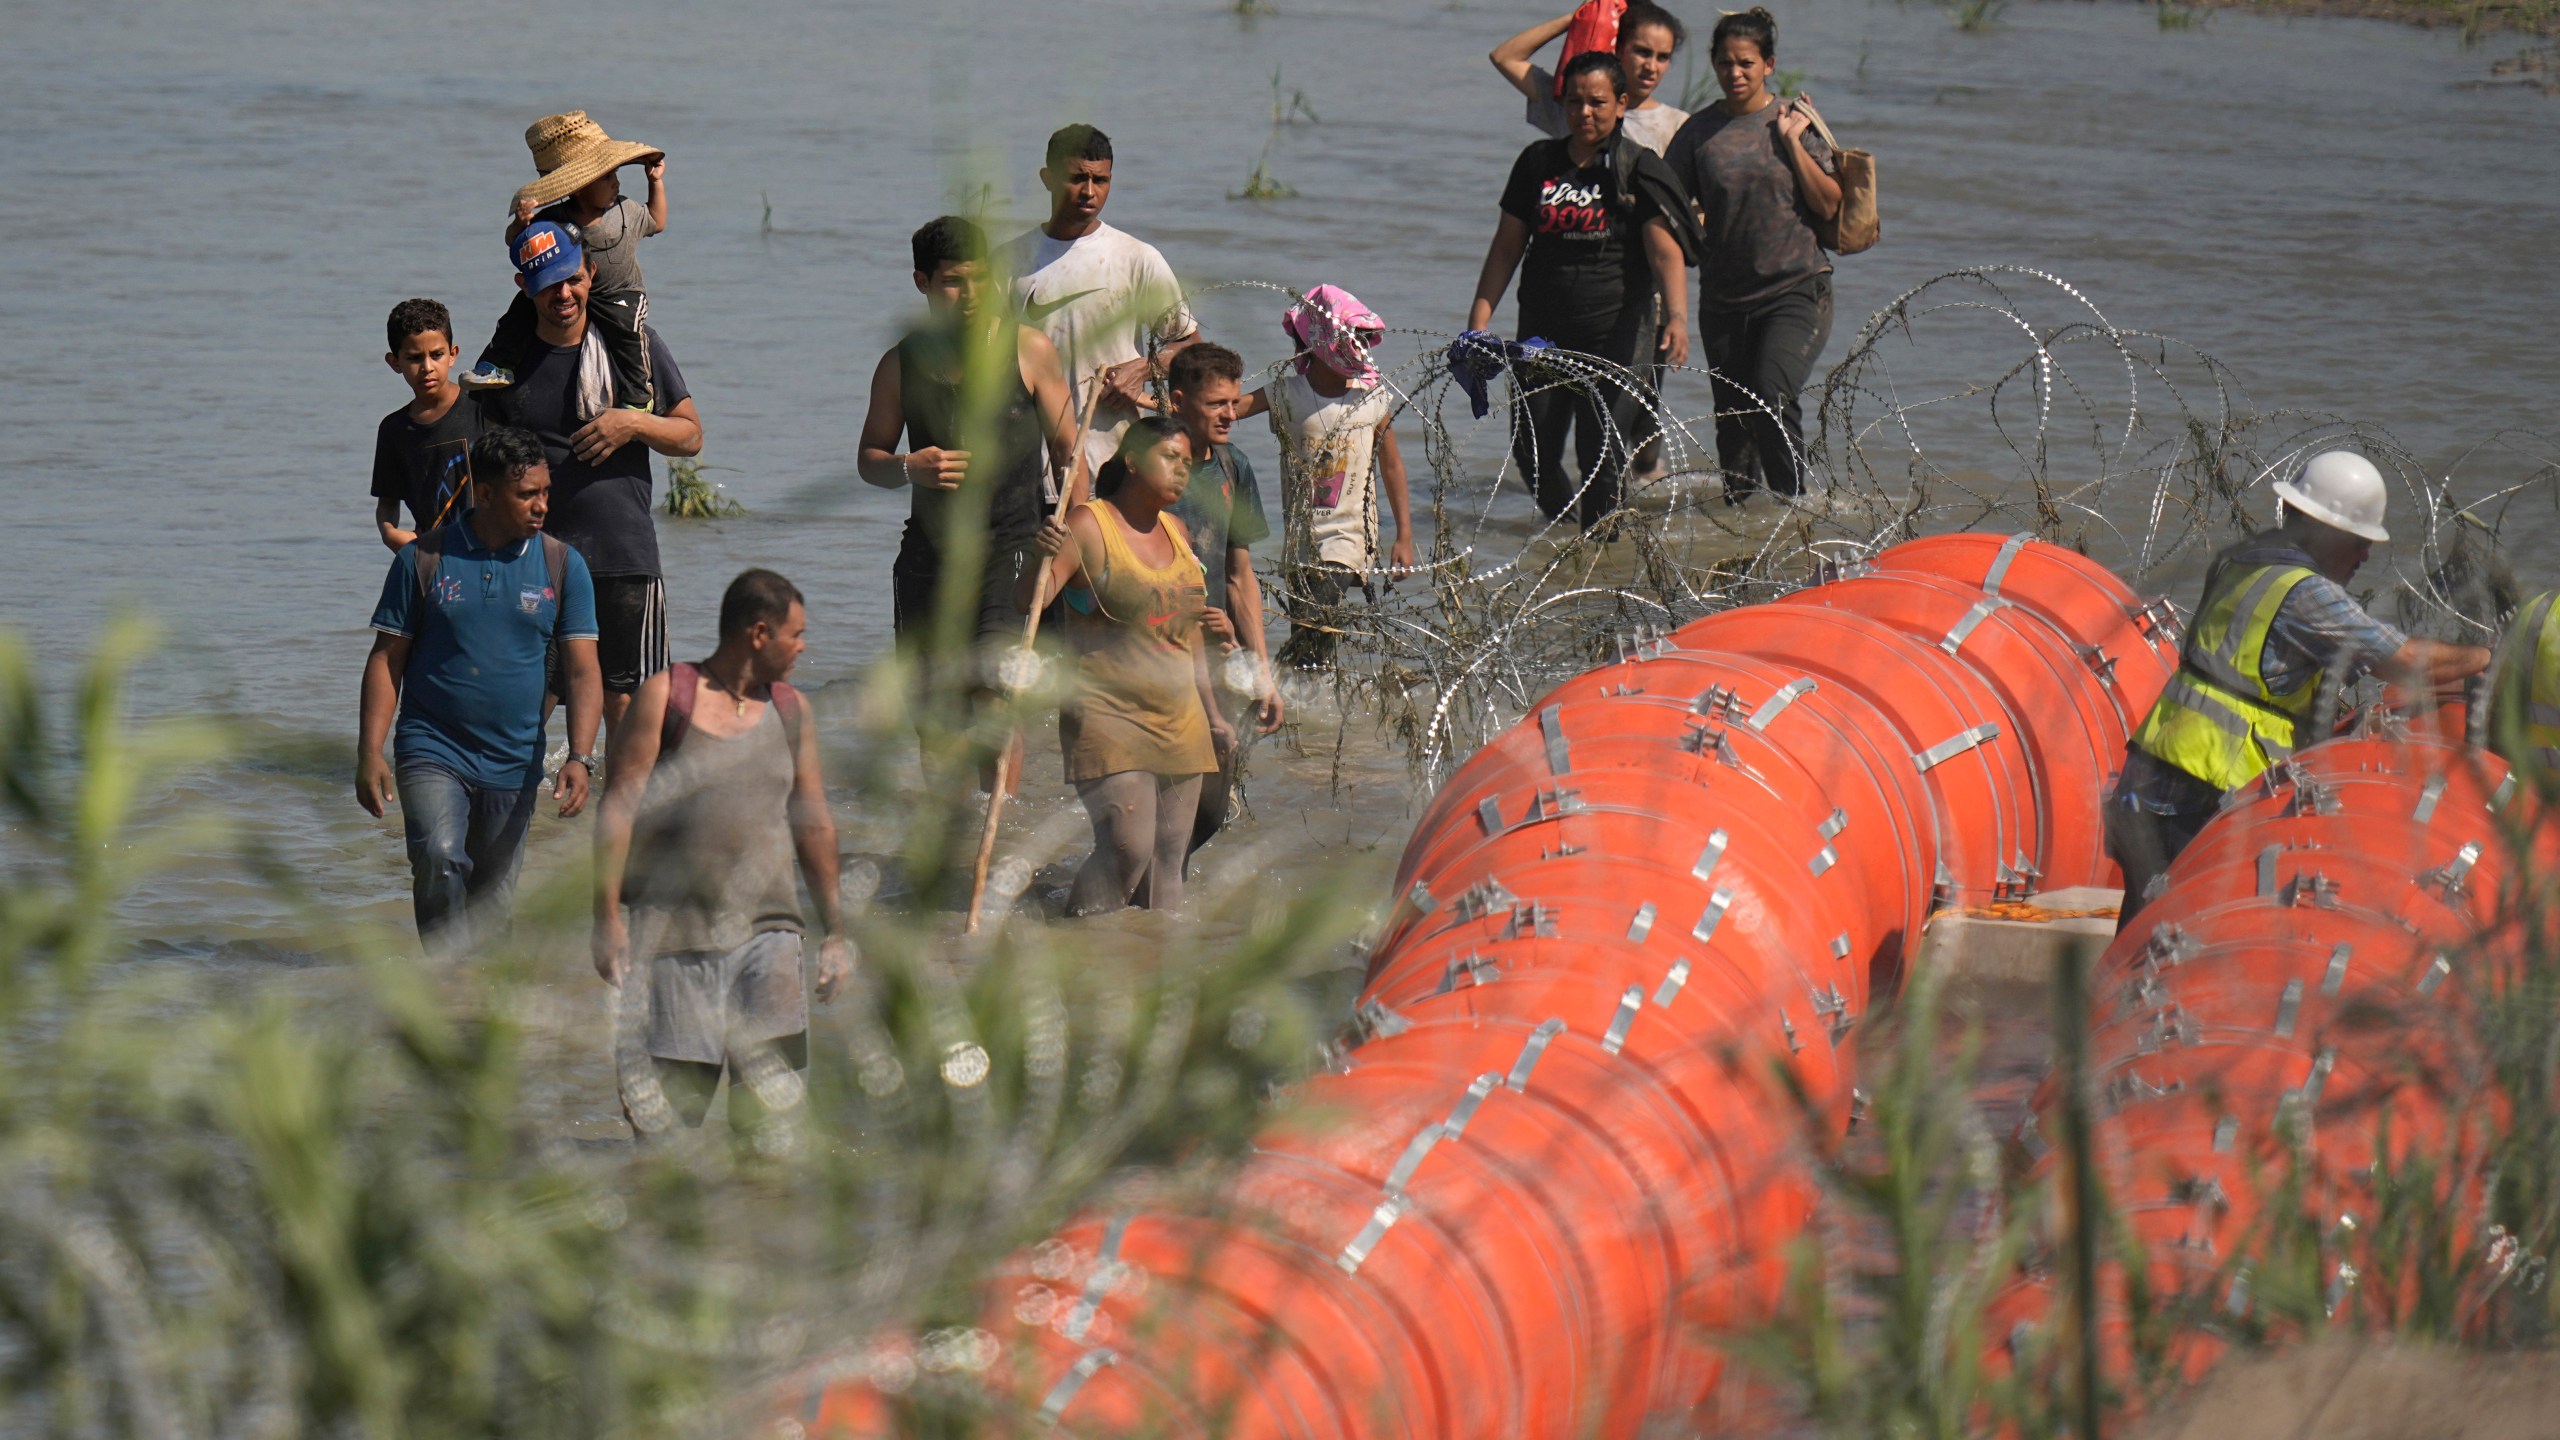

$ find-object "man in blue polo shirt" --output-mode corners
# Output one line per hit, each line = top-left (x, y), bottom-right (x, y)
(358, 425), (604, 950)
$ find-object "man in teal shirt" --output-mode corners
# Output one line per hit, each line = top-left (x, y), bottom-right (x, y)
(358, 426), (603, 950)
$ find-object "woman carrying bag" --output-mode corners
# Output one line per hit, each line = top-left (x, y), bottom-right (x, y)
(1668, 7), (1843, 502)
(1465, 50), (1694, 535)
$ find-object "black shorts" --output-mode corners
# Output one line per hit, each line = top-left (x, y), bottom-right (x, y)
(558, 573), (670, 696)
(893, 540), (1037, 671)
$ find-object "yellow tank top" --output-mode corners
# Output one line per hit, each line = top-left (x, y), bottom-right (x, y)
(1057, 500), (1220, 782)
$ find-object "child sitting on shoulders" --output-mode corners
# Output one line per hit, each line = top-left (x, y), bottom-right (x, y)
(462, 111), (667, 410)
(1249, 286), (1414, 669)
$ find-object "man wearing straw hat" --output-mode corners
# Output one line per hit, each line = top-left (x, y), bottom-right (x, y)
(465, 111), (669, 413)
(474, 220), (702, 738)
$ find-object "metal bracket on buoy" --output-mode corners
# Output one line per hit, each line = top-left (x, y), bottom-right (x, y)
(1912, 723), (2000, 772)
(1981, 531), (2035, 596)
(2492, 772), (2518, 811)
(1525, 785), (1586, 823)
(1627, 902), (1657, 943)
(2417, 953), (2453, 997)
(1938, 596), (2011, 656)
(2419, 841), (2482, 902)
(1539, 705), (1571, 774)
(1505, 1018), (1566, 1092)
(1601, 986), (1643, 1055)
(2274, 979), (2303, 1039)
(1060, 1216), (1131, 1342)
(1691, 828), (1730, 883)
(1039, 1347), (1120, 1423)
(1681, 720), (1739, 765)
(1745, 677), (1817, 732)
(1336, 1194), (1411, 1275)
(2281, 871), (2340, 909)
(1450, 878), (1518, 922)
(1436, 953), (1499, 994)
(1653, 957), (1690, 1007)
(1692, 886), (1736, 943)
(1501, 902), (1560, 940)
(2412, 773), (2449, 824)
(2321, 942), (2352, 996)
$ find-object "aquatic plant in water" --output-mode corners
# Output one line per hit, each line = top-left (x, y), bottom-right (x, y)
(664, 456), (747, 518)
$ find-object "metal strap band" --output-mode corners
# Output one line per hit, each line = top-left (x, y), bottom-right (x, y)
(1981, 531), (2034, 596)
(2426, 841), (2483, 895)
(1810, 844), (1838, 876)
(2418, 954), (2452, 996)
(1442, 1072), (1501, 1141)
(2413, 774), (2448, 824)
(1336, 1195), (1410, 1274)
(1692, 828), (1730, 882)
(1652, 958), (1690, 1007)
(1819, 807), (1848, 840)
(1940, 596), (2011, 656)
(1061, 1215), (1130, 1342)
(1039, 1347), (1119, 1423)
(1831, 932), (1852, 960)
(1355, 998), (1410, 1039)
(1627, 902), (1657, 943)
(1382, 1123), (1446, 1195)
(1602, 985), (1643, 1055)
(1477, 796), (1503, 835)
(2257, 845), (2281, 898)
(1506, 1018), (1566, 1092)
(2274, 979), (2302, 1039)
(1746, 677), (1816, 732)
(2214, 1116), (2238, 1153)
(1912, 723), (2000, 772)
(2299, 1049), (2335, 1107)
(1540, 705), (1570, 774)
(2493, 772), (2518, 811)
(1437, 953), (1495, 994)
(2322, 943), (2350, 996)
(1406, 881), (1436, 914)
(1692, 886), (1736, 943)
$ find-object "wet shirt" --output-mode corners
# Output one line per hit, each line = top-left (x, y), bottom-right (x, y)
(370, 397), (483, 533)
(370, 515), (599, 789)
(1173, 443), (1271, 606)
(894, 320), (1052, 559)
(536, 195), (656, 297)
(1669, 101), (1835, 310)
(474, 326), (690, 578)
(1498, 137), (1672, 328)
(996, 222), (1196, 476)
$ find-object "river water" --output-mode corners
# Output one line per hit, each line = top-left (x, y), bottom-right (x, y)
(2, 0), (2554, 1024)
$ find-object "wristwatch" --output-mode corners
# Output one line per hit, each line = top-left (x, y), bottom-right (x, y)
(564, 752), (597, 773)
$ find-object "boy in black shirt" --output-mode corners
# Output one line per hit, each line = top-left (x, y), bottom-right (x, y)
(370, 298), (483, 551)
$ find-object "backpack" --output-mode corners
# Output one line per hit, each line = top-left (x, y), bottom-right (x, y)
(412, 526), (572, 637)
(658, 659), (806, 758)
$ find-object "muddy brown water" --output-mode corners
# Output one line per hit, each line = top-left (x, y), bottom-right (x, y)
(4, 0), (2556, 1144)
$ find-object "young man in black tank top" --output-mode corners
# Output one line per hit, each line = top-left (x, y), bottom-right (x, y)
(859, 216), (1088, 788)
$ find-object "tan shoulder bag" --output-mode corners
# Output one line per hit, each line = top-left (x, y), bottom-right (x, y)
(1792, 94), (1879, 255)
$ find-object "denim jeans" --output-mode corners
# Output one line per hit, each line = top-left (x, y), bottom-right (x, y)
(395, 761), (539, 952)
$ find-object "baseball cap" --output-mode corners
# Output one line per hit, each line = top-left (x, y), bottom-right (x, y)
(511, 220), (585, 293)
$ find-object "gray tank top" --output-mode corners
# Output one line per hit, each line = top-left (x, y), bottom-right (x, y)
(625, 703), (805, 955)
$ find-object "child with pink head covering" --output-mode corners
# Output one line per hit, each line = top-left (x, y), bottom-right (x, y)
(1259, 285), (1413, 668)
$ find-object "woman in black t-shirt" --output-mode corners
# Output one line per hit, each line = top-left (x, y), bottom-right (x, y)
(1466, 51), (1691, 533)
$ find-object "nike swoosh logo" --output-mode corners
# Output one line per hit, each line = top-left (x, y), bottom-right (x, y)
(1021, 287), (1105, 327)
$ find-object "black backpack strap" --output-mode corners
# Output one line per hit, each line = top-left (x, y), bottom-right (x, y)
(542, 535), (570, 637)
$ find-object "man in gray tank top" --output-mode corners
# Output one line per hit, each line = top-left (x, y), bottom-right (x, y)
(592, 569), (853, 1147)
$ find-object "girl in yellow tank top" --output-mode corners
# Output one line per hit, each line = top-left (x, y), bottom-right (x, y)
(1018, 417), (1239, 913)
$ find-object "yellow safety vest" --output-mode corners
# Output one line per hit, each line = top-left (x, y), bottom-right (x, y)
(2492, 589), (2560, 772)
(2131, 556), (2321, 792)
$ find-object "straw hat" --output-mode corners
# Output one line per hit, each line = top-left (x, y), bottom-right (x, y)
(512, 111), (663, 210)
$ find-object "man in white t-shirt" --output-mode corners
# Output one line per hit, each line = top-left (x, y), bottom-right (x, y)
(1490, 1), (1693, 157)
(996, 124), (1201, 478)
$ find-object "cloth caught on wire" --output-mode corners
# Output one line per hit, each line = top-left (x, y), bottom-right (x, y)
(1446, 330), (1554, 419)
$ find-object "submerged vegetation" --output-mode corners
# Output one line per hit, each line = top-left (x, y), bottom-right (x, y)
(664, 456), (747, 519)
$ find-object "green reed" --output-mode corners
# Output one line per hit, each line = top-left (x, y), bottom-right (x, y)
(664, 456), (747, 519)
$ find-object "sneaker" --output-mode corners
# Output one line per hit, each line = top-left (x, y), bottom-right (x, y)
(457, 363), (515, 390)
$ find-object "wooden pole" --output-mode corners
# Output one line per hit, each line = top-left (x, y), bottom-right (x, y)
(965, 369), (1108, 933)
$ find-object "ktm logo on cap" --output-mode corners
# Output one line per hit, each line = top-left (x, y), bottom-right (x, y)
(521, 230), (558, 263)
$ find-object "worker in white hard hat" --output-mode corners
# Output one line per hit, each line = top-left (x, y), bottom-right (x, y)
(2108, 450), (2492, 928)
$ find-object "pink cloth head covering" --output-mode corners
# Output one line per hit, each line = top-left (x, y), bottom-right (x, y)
(1281, 284), (1386, 385)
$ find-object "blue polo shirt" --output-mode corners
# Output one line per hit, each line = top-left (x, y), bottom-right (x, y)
(370, 514), (598, 789)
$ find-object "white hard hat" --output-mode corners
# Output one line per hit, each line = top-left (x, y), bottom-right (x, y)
(2273, 450), (2390, 543)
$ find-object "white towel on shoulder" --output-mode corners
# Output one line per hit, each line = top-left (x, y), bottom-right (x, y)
(574, 326), (614, 424)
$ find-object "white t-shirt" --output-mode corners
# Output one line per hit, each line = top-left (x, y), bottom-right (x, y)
(1267, 370), (1395, 572)
(1524, 68), (1690, 156)
(996, 221), (1197, 474)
